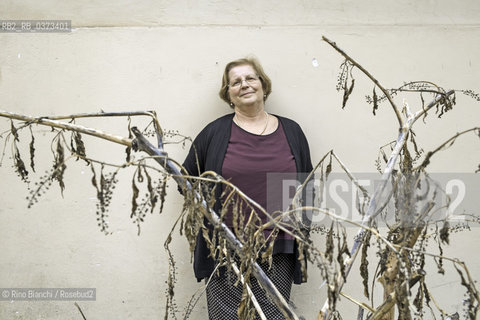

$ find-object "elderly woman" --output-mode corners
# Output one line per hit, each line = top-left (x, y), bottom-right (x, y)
(182, 57), (313, 319)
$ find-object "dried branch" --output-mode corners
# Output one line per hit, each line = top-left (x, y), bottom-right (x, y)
(74, 302), (88, 320)
(319, 38), (460, 318)
(322, 36), (404, 127)
(415, 127), (480, 170)
(0, 110), (133, 147)
(34, 110), (163, 139)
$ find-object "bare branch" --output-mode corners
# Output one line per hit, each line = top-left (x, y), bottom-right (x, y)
(0, 110), (132, 147)
(415, 127), (480, 170)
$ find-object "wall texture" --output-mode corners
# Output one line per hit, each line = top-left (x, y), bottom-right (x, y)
(1, 1), (479, 319)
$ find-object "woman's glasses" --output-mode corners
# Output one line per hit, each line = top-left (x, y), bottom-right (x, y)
(229, 75), (260, 89)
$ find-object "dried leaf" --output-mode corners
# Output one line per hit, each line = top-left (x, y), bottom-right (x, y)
(13, 143), (29, 183)
(261, 230), (276, 266)
(336, 60), (350, 91)
(201, 225), (214, 255)
(144, 169), (157, 213)
(90, 164), (98, 190)
(326, 153), (332, 181)
(439, 221), (450, 244)
(29, 128), (35, 172)
(372, 86), (379, 115)
(73, 132), (86, 159)
(336, 60), (355, 109)
(337, 230), (350, 282)
(52, 139), (66, 195)
(326, 222), (334, 263)
(423, 281), (432, 307)
(137, 163), (144, 183)
(437, 94), (455, 118)
(158, 176), (167, 214)
(342, 78), (355, 109)
(413, 279), (424, 314)
(10, 120), (19, 142)
(237, 294), (247, 320)
(131, 174), (139, 219)
(360, 230), (372, 298)
(70, 135), (76, 154)
(297, 241), (308, 282)
(420, 92), (429, 124)
(436, 230), (445, 275)
(381, 149), (388, 164)
(125, 117), (132, 162)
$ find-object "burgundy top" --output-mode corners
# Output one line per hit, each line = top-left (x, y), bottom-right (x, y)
(221, 120), (297, 253)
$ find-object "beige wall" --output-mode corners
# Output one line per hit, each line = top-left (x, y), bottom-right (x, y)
(1, 1), (479, 319)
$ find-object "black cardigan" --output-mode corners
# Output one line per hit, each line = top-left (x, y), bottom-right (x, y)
(182, 113), (313, 284)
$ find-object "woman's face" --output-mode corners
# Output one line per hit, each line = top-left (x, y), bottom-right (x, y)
(228, 64), (264, 109)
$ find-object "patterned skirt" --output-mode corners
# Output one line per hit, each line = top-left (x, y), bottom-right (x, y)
(205, 253), (295, 320)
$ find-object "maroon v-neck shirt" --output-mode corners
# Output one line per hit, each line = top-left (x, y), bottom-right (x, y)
(221, 121), (296, 252)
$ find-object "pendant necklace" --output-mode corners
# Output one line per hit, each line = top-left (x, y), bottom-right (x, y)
(235, 111), (269, 135)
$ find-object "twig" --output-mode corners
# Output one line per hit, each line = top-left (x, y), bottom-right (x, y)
(331, 150), (371, 202)
(339, 291), (375, 313)
(74, 302), (88, 320)
(415, 127), (480, 170)
(291, 149), (332, 205)
(183, 263), (221, 319)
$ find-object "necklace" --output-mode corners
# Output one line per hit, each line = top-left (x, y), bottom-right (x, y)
(234, 111), (269, 135)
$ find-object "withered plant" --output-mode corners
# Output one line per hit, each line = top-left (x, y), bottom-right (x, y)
(0, 37), (479, 319)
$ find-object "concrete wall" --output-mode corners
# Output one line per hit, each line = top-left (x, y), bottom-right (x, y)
(0, 1), (479, 319)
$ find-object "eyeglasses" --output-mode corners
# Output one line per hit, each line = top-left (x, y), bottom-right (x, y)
(228, 75), (260, 89)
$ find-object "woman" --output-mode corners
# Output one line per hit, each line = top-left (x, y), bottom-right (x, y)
(182, 57), (313, 319)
